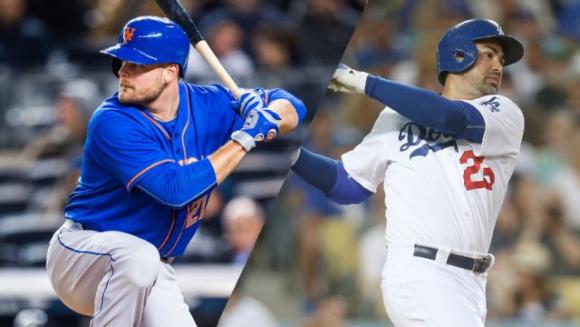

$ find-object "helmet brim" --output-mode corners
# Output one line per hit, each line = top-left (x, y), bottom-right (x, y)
(475, 35), (524, 66)
(100, 44), (162, 77)
(100, 43), (184, 77)
(100, 44), (160, 65)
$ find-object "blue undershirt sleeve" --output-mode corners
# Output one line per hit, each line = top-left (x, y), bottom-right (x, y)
(364, 75), (485, 142)
(328, 162), (373, 204)
(136, 159), (217, 208)
(291, 148), (372, 204)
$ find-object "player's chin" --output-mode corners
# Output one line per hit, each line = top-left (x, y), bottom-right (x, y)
(482, 79), (500, 94)
(118, 89), (139, 104)
(480, 83), (499, 96)
(118, 93), (132, 104)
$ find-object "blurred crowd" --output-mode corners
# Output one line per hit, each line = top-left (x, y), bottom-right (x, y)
(249, 0), (580, 326)
(0, 0), (362, 74)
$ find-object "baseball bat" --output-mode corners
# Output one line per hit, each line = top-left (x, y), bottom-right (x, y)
(154, 0), (242, 99)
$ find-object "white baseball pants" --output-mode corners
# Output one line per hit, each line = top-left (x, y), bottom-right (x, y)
(381, 243), (489, 327)
(46, 220), (196, 327)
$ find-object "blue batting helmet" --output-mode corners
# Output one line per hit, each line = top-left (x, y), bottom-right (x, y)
(436, 19), (524, 85)
(100, 16), (190, 77)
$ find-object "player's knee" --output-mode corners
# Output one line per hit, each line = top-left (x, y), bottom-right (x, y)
(118, 243), (160, 288)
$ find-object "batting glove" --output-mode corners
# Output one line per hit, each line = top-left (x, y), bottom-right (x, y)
(232, 88), (267, 118)
(328, 63), (368, 94)
(231, 108), (281, 151)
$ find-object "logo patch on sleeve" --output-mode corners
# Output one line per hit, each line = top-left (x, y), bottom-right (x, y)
(480, 96), (500, 112)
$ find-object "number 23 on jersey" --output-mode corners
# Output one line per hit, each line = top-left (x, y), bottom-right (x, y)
(460, 150), (495, 191)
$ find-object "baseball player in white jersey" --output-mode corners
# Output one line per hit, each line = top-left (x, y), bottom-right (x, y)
(291, 19), (525, 326)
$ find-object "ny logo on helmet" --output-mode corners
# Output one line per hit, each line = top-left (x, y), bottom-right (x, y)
(123, 27), (136, 44)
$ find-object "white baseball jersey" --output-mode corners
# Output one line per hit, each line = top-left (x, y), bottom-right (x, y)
(342, 94), (524, 253)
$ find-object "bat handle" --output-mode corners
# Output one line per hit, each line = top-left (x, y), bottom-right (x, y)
(194, 41), (242, 99)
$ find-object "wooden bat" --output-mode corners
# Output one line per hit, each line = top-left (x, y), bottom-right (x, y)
(154, 0), (242, 99)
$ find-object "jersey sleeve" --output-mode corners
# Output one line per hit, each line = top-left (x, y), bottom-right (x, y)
(463, 95), (524, 157)
(341, 110), (391, 193)
(194, 84), (244, 136)
(88, 111), (175, 190)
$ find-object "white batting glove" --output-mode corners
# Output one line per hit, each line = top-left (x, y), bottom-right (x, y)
(328, 63), (368, 94)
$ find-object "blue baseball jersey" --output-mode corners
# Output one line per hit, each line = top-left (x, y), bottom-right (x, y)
(65, 81), (302, 257)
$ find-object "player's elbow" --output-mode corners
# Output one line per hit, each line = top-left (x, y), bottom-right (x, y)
(329, 195), (370, 205)
(326, 179), (373, 205)
(137, 185), (191, 209)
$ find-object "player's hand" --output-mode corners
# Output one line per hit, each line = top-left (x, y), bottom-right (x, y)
(232, 88), (266, 118)
(328, 63), (368, 94)
(231, 108), (281, 151)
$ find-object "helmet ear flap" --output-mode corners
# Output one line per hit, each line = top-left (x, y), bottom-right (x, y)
(112, 58), (122, 77)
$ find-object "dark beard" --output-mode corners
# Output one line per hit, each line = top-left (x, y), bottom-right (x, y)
(118, 82), (165, 107)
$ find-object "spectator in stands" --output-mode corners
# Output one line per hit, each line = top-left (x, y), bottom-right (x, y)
(354, 12), (410, 78)
(252, 27), (300, 71)
(510, 241), (571, 322)
(302, 296), (348, 327)
(224, 0), (293, 47)
(188, 12), (254, 80)
(20, 79), (98, 213)
(223, 197), (265, 265)
(20, 79), (97, 161)
(0, 0), (53, 68)
(218, 291), (279, 327)
(299, 0), (359, 65)
(549, 130), (580, 230)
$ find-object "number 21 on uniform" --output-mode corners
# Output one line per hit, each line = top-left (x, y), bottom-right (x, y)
(186, 194), (209, 228)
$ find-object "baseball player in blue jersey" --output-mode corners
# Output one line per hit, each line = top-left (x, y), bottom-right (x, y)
(45, 16), (306, 327)
(291, 19), (524, 326)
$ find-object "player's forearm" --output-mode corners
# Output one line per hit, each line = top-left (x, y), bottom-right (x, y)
(292, 147), (372, 204)
(208, 140), (247, 184)
(292, 147), (337, 192)
(364, 75), (485, 141)
(269, 99), (299, 134)
(266, 89), (307, 134)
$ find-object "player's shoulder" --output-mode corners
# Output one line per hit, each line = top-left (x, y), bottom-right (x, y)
(377, 105), (402, 121)
(464, 94), (522, 114)
(183, 81), (233, 99)
(367, 106), (402, 134)
(89, 95), (144, 129)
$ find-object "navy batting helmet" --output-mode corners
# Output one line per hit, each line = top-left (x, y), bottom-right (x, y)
(436, 19), (524, 85)
(100, 16), (190, 77)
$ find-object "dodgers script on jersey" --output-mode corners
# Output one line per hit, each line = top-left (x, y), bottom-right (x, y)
(342, 95), (524, 253)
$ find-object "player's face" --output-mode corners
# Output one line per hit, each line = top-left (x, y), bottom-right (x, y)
(117, 62), (169, 106)
(463, 41), (505, 96)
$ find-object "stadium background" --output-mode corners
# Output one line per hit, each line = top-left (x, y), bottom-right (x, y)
(237, 1), (580, 326)
(0, 0), (363, 326)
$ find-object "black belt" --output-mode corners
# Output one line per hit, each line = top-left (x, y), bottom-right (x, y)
(413, 244), (492, 273)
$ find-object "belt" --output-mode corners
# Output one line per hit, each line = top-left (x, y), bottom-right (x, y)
(413, 244), (492, 273)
